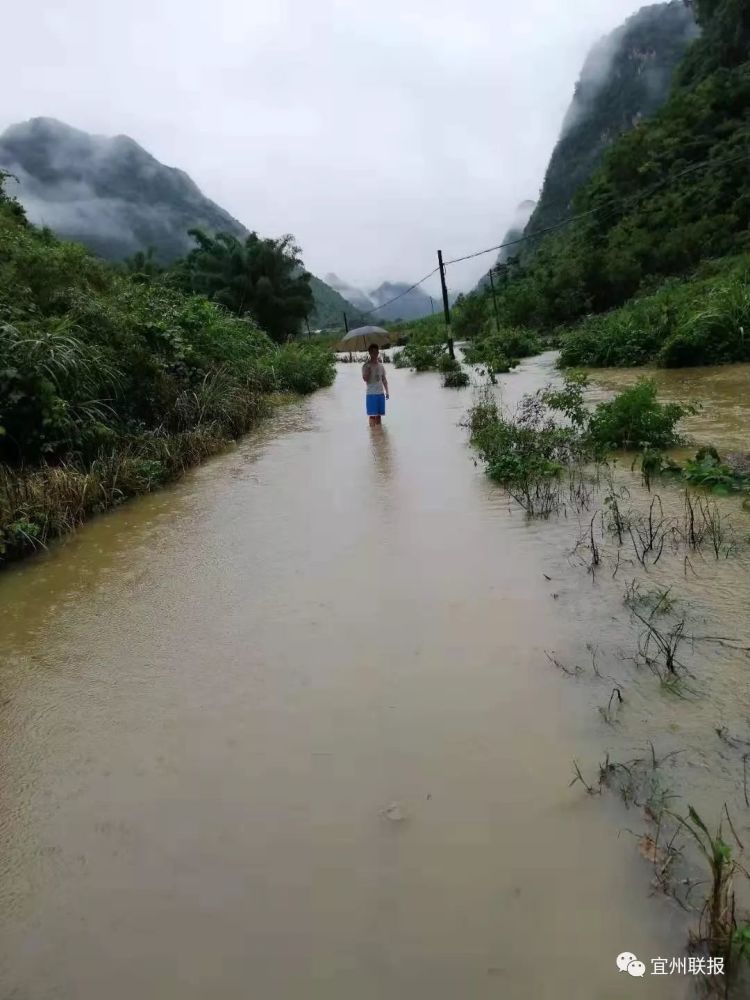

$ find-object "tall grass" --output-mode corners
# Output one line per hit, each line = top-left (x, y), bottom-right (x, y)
(559, 254), (750, 369)
(0, 182), (336, 566)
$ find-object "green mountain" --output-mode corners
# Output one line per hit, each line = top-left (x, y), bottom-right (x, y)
(523, 2), (698, 246)
(0, 117), (360, 330)
(487, 0), (750, 366)
(308, 275), (368, 330)
(368, 281), (435, 322)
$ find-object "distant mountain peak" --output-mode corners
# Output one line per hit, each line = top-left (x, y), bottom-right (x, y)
(0, 117), (364, 330)
(523, 1), (697, 240)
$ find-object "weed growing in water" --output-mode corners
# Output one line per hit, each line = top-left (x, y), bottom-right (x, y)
(442, 368), (470, 388)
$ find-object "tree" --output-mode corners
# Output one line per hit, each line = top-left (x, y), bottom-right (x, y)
(179, 229), (314, 343)
(123, 246), (163, 283)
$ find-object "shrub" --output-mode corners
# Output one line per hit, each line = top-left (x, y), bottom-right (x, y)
(0, 175), (337, 565)
(559, 256), (750, 369)
(467, 376), (591, 516)
(438, 353), (460, 374)
(463, 327), (539, 371)
(682, 449), (750, 494)
(395, 341), (446, 371)
(443, 368), (470, 388)
(268, 343), (336, 394)
(586, 380), (689, 450)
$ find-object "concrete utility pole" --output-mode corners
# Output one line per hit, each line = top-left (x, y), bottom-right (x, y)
(488, 268), (501, 331)
(437, 250), (455, 360)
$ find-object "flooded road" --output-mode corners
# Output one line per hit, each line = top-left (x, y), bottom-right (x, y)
(0, 356), (697, 999)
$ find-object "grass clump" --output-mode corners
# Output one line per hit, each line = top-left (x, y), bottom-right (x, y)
(463, 327), (542, 372)
(559, 256), (750, 369)
(442, 368), (470, 388)
(468, 377), (588, 516)
(587, 379), (690, 451)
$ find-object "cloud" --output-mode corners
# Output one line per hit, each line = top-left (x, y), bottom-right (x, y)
(0, 0), (650, 292)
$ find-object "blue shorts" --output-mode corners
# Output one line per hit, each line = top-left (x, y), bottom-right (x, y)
(366, 393), (386, 416)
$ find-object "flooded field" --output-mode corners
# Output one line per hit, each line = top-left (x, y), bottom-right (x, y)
(3, 353), (749, 999)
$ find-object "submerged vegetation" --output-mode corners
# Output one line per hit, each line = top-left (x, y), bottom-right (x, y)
(0, 175), (335, 565)
(468, 362), (750, 992)
(469, 375), (690, 512)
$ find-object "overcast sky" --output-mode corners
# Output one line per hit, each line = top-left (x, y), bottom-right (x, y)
(2, 0), (647, 294)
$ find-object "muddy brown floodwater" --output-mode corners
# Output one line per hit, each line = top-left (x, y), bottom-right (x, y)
(9, 352), (747, 1000)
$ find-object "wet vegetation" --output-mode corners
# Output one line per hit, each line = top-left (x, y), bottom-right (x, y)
(559, 255), (750, 369)
(449, 0), (750, 371)
(0, 175), (335, 566)
(468, 364), (750, 993)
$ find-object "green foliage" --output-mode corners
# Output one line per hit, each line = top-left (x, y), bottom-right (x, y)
(469, 375), (691, 514)
(402, 343), (446, 371)
(451, 292), (489, 341)
(176, 229), (314, 343)
(0, 174), (336, 562)
(524, 2), (697, 240)
(392, 317), (449, 371)
(123, 246), (164, 283)
(269, 343), (336, 395)
(442, 368), (470, 388)
(587, 380), (689, 450)
(463, 327), (542, 371)
(390, 313), (448, 345)
(437, 353), (460, 374)
(483, 0), (750, 350)
(468, 380), (586, 515)
(682, 449), (750, 492)
(559, 255), (750, 368)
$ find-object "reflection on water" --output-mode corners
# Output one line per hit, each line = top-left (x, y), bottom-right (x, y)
(0, 358), (708, 1000)
(369, 424), (393, 483)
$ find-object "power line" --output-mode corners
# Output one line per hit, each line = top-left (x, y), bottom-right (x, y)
(443, 146), (750, 269)
(361, 267), (440, 317)
(345, 145), (749, 325)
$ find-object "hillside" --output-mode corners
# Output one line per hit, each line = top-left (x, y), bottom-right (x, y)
(308, 275), (368, 330)
(0, 117), (360, 331)
(523, 2), (698, 244)
(368, 281), (434, 322)
(475, 200), (536, 291)
(476, 0), (750, 367)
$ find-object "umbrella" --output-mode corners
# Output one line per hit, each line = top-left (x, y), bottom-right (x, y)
(334, 326), (394, 353)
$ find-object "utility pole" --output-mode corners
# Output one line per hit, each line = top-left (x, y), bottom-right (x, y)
(343, 312), (349, 333)
(437, 250), (455, 360)
(429, 296), (435, 315)
(487, 267), (500, 332)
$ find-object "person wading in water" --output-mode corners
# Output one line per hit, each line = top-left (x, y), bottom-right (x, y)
(362, 344), (389, 426)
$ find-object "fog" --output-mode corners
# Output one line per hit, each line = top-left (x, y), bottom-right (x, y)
(1, 0), (653, 294)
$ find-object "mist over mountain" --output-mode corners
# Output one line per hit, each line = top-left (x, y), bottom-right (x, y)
(0, 117), (246, 260)
(474, 200), (537, 291)
(324, 273), (375, 313)
(521, 2), (698, 248)
(325, 273), (437, 322)
(0, 116), (363, 330)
